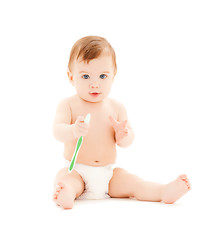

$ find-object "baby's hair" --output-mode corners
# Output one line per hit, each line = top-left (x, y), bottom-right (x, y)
(68, 36), (117, 74)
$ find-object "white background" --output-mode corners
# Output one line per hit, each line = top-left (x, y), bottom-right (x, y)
(0, 0), (223, 239)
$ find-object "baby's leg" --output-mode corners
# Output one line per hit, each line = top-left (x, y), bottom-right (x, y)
(53, 167), (84, 209)
(108, 168), (190, 203)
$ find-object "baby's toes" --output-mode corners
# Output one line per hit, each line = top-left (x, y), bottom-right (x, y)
(56, 186), (62, 192)
(53, 193), (57, 200)
(58, 182), (65, 189)
(53, 184), (63, 200)
(180, 174), (187, 180)
(186, 181), (191, 190)
(179, 175), (191, 190)
(53, 191), (60, 200)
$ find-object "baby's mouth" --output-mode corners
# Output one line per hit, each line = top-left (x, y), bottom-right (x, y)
(89, 92), (102, 97)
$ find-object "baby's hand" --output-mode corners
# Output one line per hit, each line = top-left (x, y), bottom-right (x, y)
(109, 116), (129, 145)
(72, 116), (89, 139)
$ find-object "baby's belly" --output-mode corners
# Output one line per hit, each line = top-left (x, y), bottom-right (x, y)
(63, 138), (117, 166)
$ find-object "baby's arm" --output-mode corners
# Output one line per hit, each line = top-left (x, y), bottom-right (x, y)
(110, 103), (135, 148)
(53, 99), (74, 142)
(117, 103), (135, 147)
(53, 99), (89, 142)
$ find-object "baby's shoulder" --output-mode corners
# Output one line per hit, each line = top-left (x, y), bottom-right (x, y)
(108, 98), (126, 112)
(60, 95), (78, 105)
(56, 95), (78, 111)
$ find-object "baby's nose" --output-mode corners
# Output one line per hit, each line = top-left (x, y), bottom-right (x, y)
(90, 81), (99, 88)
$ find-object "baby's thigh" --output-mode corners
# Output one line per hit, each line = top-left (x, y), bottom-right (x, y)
(108, 168), (142, 198)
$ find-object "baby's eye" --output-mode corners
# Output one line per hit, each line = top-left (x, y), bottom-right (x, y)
(100, 74), (107, 79)
(82, 74), (90, 79)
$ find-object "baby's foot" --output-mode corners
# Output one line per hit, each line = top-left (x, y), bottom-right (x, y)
(53, 182), (76, 209)
(161, 174), (191, 204)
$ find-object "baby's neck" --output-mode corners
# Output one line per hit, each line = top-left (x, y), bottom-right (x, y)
(76, 94), (107, 106)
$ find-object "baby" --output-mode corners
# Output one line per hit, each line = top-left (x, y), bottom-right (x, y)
(53, 36), (191, 209)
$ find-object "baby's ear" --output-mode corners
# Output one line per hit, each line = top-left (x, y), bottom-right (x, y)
(67, 70), (74, 84)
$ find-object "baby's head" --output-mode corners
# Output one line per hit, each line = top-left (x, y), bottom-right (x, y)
(67, 36), (117, 103)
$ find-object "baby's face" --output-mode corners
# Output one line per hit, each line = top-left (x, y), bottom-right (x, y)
(70, 54), (115, 103)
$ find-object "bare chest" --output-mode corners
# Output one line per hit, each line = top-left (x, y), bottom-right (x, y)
(63, 97), (119, 164)
(70, 100), (117, 136)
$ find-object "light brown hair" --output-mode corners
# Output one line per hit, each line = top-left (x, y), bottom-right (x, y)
(68, 36), (117, 75)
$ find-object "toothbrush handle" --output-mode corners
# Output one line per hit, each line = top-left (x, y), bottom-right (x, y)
(69, 136), (83, 172)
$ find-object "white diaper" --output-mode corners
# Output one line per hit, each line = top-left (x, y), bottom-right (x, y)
(66, 161), (114, 200)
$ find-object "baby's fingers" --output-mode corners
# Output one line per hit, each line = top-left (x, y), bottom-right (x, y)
(77, 122), (89, 129)
(124, 128), (129, 134)
(121, 128), (128, 138)
(109, 116), (128, 128)
(76, 116), (90, 128)
(109, 116), (118, 127)
(121, 120), (128, 128)
(76, 116), (85, 123)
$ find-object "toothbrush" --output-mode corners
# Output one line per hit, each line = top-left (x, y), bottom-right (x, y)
(68, 113), (91, 173)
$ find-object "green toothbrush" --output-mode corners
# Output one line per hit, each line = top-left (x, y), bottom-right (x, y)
(68, 113), (91, 173)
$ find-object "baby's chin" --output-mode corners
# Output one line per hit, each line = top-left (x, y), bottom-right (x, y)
(79, 94), (105, 103)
